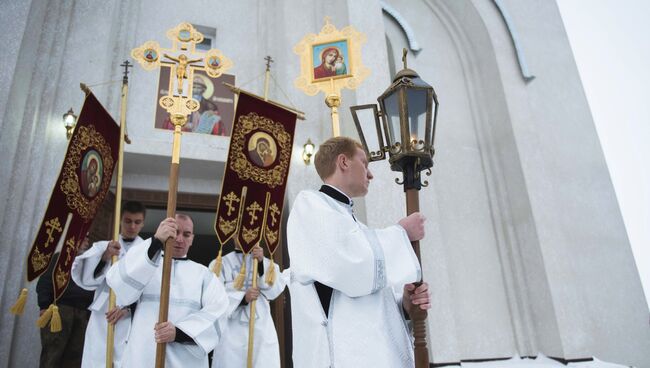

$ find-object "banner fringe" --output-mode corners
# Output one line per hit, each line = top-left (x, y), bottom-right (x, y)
(50, 305), (62, 333)
(233, 254), (247, 290)
(36, 304), (54, 328)
(10, 288), (28, 316)
(265, 258), (276, 286)
(211, 249), (223, 277)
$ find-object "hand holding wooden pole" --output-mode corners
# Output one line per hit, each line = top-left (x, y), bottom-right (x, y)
(405, 188), (430, 368)
(154, 121), (182, 368)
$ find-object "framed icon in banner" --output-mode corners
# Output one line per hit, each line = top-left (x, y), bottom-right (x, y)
(154, 65), (236, 136)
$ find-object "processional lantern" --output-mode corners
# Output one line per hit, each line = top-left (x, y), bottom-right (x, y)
(351, 48), (438, 190)
(350, 48), (439, 368)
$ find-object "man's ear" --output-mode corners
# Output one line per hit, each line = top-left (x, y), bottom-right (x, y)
(336, 153), (349, 171)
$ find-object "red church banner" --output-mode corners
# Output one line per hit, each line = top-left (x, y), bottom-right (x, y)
(214, 91), (297, 255)
(25, 92), (119, 300)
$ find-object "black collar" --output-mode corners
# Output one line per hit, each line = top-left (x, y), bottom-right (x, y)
(122, 238), (136, 243)
(319, 185), (352, 206)
(173, 257), (189, 261)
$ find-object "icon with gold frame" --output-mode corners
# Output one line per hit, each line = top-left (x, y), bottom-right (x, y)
(294, 17), (370, 97)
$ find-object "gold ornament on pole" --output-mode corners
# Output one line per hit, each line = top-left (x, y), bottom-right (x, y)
(130, 22), (233, 368)
(293, 16), (370, 137)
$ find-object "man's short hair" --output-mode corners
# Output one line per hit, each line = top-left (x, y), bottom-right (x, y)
(314, 136), (363, 180)
(176, 213), (194, 224)
(175, 213), (194, 233)
(121, 201), (146, 218)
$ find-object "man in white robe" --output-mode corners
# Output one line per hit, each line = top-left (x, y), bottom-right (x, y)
(71, 201), (146, 367)
(106, 214), (229, 367)
(287, 136), (431, 368)
(210, 245), (287, 368)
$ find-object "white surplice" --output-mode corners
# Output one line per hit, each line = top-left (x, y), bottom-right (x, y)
(106, 239), (229, 368)
(287, 189), (421, 368)
(71, 235), (142, 368)
(210, 252), (287, 368)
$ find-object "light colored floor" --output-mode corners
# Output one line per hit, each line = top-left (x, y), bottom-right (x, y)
(460, 355), (630, 368)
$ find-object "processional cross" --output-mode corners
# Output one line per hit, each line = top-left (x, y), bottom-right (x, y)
(130, 22), (233, 368)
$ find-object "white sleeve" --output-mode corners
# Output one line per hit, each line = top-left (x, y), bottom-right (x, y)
(106, 238), (159, 307)
(259, 257), (287, 301)
(71, 241), (109, 291)
(175, 269), (229, 357)
(288, 191), (420, 298)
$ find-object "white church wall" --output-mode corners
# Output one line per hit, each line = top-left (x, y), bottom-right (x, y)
(1, 0), (648, 367)
(472, 0), (650, 366)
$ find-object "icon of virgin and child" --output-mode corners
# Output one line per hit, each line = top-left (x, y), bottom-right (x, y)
(313, 41), (349, 80)
(80, 150), (103, 198)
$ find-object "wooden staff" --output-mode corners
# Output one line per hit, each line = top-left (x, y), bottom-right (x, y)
(406, 188), (430, 367)
(243, 58), (279, 367)
(155, 116), (183, 367)
(106, 60), (132, 367)
(247, 257), (259, 368)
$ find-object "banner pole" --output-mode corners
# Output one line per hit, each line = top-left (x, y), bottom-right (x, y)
(105, 60), (132, 368)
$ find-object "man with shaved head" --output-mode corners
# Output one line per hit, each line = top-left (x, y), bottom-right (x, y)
(107, 214), (229, 367)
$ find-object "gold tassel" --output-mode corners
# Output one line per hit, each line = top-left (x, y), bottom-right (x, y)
(233, 254), (247, 290)
(265, 258), (276, 286)
(211, 249), (223, 277)
(50, 305), (62, 333)
(10, 288), (28, 315)
(36, 304), (54, 328)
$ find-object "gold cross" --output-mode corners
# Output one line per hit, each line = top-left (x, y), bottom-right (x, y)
(247, 202), (263, 225)
(65, 237), (76, 263)
(44, 217), (62, 248)
(268, 203), (280, 226)
(224, 191), (240, 216)
(131, 22), (233, 128)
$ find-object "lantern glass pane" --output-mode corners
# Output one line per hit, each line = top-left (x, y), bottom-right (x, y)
(355, 106), (382, 155)
(383, 90), (401, 145)
(406, 88), (428, 145)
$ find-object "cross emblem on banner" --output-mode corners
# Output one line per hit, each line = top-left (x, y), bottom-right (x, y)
(44, 218), (62, 248)
(224, 191), (240, 216)
(131, 22), (233, 128)
(268, 203), (280, 226)
(247, 202), (263, 225)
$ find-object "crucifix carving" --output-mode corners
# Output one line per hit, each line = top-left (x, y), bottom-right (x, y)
(131, 22), (233, 131)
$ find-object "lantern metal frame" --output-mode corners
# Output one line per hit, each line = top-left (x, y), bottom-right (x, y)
(350, 53), (439, 190)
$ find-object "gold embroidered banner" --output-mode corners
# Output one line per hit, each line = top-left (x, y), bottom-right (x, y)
(214, 91), (296, 254)
(25, 93), (120, 300)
